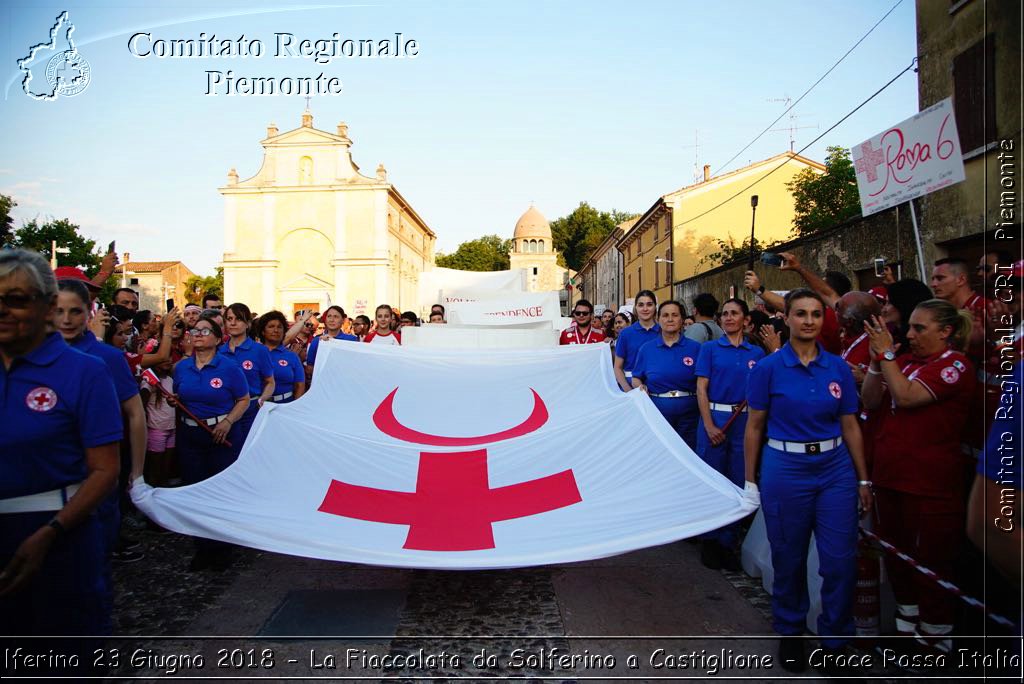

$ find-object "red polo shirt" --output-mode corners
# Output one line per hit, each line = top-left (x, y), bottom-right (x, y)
(819, 306), (841, 355)
(872, 349), (976, 499)
(559, 326), (606, 345)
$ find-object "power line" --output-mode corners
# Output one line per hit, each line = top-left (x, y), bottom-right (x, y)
(712, 0), (907, 176)
(677, 57), (918, 229)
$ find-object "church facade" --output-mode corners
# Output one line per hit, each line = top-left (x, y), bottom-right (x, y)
(220, 109), (435, 317)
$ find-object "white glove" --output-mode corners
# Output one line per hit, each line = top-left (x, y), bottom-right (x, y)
(742, 480), (761, 508)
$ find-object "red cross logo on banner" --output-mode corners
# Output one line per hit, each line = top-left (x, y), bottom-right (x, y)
(242, 360), (254, 370)
(941, 367), (959, 384)
(828, 381), (842, 399)
(278, 359), (289, 367)
(853, 141), (886, 183)
(26, 386), (57, 412)
(318, 388), (582, 551)
(683, 357), (694, 366)
(210, 378), (223, 389)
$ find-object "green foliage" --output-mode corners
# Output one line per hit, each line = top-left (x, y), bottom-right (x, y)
(550, 203), (639, 272)
(0, 194), (15, 245)
(184, 267), (225, 304)
(435, 235), (511, 271)
(787, 145), (861, 236)
(13, 216), (104, 275)
(696, 235), (783, 271)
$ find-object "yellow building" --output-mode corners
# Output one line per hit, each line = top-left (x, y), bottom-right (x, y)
(669, 153), (826, 284)
(619, 200), (673, 304)
(114, 260), (196, 312)
(508, 205), (571, 298)
(220, 109), (436, 317)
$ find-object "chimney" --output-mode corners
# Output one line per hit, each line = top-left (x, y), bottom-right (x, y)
(267, 122), (278, 137)
(703, 164), (711, 182)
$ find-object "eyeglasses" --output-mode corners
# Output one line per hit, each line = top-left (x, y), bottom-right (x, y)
(572, 310), (591, 317)
(189, 328), (216, 337)
(0, 291), (44, 309)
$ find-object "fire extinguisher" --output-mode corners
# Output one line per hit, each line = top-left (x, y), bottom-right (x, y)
(854, 536), (881, 636)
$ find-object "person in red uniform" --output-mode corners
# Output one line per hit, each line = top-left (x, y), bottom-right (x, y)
(861, 298), (976, 655)
(560, 299), (606, 345)
(836, 291), (881, 469)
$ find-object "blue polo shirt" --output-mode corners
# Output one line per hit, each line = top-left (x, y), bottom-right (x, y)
(306, 331), (358, 367)
(221, 337), (274, 397)
(69, 330), (139, 404)
(172, 353), (248, 419)
(268, 344), (304, 392)
(696, 335), (766, 405)
(747, 342), (858, 442)
(632, 335), (703, 394)
(979, 361), (1022, 489)
(1, 332), (122, 498)
(615, 322), (662, 373)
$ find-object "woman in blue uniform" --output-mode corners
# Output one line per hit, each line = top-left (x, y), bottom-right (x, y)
(221, 303), (274, 448)
(0, 250), (122, 665)
(306, 305), (358, 379)
(614, 290), (660, 392)
(631, 300), (703, 449)
(256, 311), (305, 403)
(743, 288), (873, 671)
(695, 297), (765, 570)
(173, 314), (249, 570)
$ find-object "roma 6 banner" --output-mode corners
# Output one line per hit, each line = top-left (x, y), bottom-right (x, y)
(132, 342), (755, 569)
(852, 97), (966, 217)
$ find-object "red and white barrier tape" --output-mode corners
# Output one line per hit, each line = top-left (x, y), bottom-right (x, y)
(858, 527), (1018, 630)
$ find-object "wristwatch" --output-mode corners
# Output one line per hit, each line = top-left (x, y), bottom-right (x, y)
(875, 349), (896, 362)
(757, 285), (765, 295)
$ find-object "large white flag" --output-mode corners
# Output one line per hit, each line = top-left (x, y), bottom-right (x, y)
(132, 342), (755, 569)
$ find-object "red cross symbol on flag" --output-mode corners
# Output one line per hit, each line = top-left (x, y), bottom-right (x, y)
(26, 386), (57, 412)
(853, 141), (886, 183)
(318, 388), (582, 551)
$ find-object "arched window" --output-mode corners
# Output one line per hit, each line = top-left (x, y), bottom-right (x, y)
(538, 239), (544, 253)
(299, 156), (313, 185)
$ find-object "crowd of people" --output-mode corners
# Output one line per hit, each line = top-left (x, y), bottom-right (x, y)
(0, 245), (1019, 675)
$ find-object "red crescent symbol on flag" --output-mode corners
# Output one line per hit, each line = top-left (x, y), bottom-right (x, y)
(373, 387), (548, 446)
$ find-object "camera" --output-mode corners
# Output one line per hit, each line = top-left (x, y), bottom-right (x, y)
(760, 252), (784, 267)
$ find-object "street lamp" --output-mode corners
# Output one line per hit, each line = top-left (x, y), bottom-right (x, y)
(654, 257), (674, 264)
(50, 241), (70, 269)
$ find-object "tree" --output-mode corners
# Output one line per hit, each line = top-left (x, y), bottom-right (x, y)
(184, 267), (225, 304)
(0, 194), (15, 245)
(13, 217), (104, 274)
(696, 235), (783, 271)
(435, 235), (511, 271)
(550, 203), (639, 272)
(787, 145), (861, 236)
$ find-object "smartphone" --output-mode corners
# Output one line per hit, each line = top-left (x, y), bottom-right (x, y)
(760, 252), (783, 267)
(108, 240), (116, 254)
(873, 258), (886, 278)
(166, 298), (175, 312)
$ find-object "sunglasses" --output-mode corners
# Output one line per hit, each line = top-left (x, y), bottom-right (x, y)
(572, 310), (592, 316)
(0, 291), (44, 309)
(189, 328), (216, 337)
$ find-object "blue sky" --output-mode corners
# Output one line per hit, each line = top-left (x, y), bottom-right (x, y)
(0, 0), (918, 275)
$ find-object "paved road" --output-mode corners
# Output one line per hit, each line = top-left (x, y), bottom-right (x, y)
(105, 528), (852, 682)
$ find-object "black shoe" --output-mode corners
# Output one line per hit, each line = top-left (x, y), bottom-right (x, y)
(700, 540), (721, 569)
(719, 547), (742, 572)
(778, 637), (806, 673)
(111, 549), (144, 563)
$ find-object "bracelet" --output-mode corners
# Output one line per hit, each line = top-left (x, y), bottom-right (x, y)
(47, 517), (67, 537)
(866, 368), (882, 376)
(858, 480), (872, 487)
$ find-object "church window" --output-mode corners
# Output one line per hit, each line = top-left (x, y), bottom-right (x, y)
(538, 239), (544, 252)
(533, 267), (538, 275)
(299, 156), (313, 185)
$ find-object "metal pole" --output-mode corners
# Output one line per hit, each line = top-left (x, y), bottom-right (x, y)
(50, 240), (57, 269)
(748, 195), (759, 272)
(908, 200), (927, 280)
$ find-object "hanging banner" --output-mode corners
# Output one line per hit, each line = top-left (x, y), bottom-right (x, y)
(852, 97), (966, 217)
(418, 267), (526, 311)
(447, 291), (563, 326)
(132, 343), (755, 569)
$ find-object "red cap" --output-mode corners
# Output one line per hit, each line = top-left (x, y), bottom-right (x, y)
(868, 285), (888, 304)
(53, 266), (101, 291)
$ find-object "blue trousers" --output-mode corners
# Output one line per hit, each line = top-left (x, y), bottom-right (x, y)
(651, 395), (699, 451)
(697, 408), (748, 547)
(232, 399), (260, 457)
(177, 421), (242, 551)
(760, 443), (857, 647)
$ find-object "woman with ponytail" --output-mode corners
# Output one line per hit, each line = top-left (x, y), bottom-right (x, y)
(861, 298), (976, 656)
